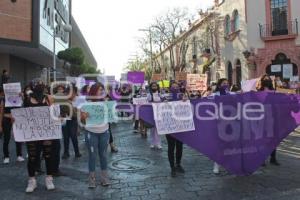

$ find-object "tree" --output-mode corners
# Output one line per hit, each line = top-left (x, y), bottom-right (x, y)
(58, 47), (100, 76)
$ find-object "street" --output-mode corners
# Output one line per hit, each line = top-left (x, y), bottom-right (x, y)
(1, 122), (300, 200)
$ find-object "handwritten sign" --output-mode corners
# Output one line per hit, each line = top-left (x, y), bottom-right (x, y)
(276, 88), (297, 94)
(241, 78), (259, 92)
(186, 74), (207, 91)
(152, 101), (195, 135)
(11, 106), (62, 142)
(271, 65), (281, 72)
(133, 97), (148, 105)
(97, 76), (116, 85)
(81, 101), (118, 126)
(283, 64), (293, 79)
(127, 72), (145, 84)
(151, 74), (163, 82)
(158, 80), (170, 88)
(175, 72), (187, 81)
(3, 83), (23, 107)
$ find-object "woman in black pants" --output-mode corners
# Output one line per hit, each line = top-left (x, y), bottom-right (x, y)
(0, 87), (24, 164)
(166, 82), (186, 177)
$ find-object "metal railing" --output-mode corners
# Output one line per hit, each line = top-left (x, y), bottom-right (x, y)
(259, 19), (298, 38)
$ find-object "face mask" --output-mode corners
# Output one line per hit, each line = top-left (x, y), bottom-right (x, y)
(170, 87), (179, 94)
(33, 84), (44, 95)
(152, 88), (158, 93)
(220, 85), (229, 91)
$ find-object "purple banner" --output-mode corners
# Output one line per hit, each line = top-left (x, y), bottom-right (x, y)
(137, 92), (300, 176)
(127, 72), (145, 84)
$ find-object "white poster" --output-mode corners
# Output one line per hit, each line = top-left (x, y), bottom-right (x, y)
(152, 101), (195, 135)
(97, 75), (116, 84)
(11, 106), (62, 142)
(66, 76), (77, 84)
(271, 65), (281, 72)
(3, 83), (23, 107)
(283, 64), (293, 79)
(241, 78), (259, 92)
(133, 97), (148, 105)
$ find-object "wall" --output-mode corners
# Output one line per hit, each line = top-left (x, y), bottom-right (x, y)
(291, 0), (300, 45)
(0, 0), (32, 42)
(0, 54), (10, 74)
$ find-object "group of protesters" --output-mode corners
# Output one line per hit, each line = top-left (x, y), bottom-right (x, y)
(0, 71), (298, 193)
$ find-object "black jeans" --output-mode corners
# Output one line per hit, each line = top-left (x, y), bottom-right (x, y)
(62, 118), (80, 155)
(271, 149), (277, 161)
(26, 140), (55, 177)
(166, 135), (183, 169)
(52, 139), (61, 173)
(2, 117), (22, 158)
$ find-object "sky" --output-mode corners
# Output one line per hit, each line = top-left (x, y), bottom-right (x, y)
(72, 0), (214, 79)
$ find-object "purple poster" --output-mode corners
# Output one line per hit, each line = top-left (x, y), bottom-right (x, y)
(136, 92), (300, 176)
(127, 72), (145, 84)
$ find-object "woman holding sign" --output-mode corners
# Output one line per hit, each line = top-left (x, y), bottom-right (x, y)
(166, 82), (186, 177)
(80, 82), (111, 188)
(21, 80), (56, 193)
(147, 82), (165, 150)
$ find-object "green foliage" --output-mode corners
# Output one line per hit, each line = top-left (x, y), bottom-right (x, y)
(58, 47), (100, 77)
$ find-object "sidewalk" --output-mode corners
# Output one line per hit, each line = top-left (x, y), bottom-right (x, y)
(0, 122), (300, 200)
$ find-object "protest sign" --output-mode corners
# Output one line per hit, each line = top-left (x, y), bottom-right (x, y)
(186, 74), (207, 91)
(158, 80), (170, 88)
(97, 76), (116, 85)
(127, 72), (145, 84)
(283, 64), (293, 79)
(133, 97), (148, 105)
(81, 101), (118, 126)
(276, 87), (297, 94)
(121, 73), (128, 81)
(241, 78), (259, 92)
(152, 101), (195, 135)
(66, 76), (77, 84)
(151, 74), (163, 82)
(175, 72), (187, 81)
(11, 106), (62, 142)
(3, 83), (23, 107)
(271, 65), (281, 72)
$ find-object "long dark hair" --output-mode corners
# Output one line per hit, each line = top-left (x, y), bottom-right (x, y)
(258, 74), (275, 91)
(149, 82), (160, 94)
(88, 82), (105, 102)
(215, 78), (228, 92)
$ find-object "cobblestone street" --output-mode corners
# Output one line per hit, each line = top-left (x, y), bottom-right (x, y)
(1, 122), (300, 200)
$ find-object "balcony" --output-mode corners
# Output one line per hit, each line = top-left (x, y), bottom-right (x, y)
(259, 20), (298, 41)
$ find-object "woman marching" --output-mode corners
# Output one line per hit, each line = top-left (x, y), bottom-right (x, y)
(20, 80), (56, 193)
(147, 82), (164, 150)
(80, 82), (111, 188)
(257, 74), (280, 166)
(166, 81), (187, 177)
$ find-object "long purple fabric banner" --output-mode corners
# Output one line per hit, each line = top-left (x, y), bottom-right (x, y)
(135, 92), (300, 176)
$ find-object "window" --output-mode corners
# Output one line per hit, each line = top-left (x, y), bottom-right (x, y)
(225, 15), (231, 35)
(233, 10), (239, 32)
(270, 0), (288, 35)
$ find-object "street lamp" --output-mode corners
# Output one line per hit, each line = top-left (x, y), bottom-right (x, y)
(53, 24), (72, 82)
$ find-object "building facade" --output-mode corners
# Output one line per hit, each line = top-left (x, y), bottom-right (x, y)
(0, 0), (96, 86)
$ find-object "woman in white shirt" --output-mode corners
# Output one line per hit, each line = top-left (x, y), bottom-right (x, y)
(81, 83), (110, 188)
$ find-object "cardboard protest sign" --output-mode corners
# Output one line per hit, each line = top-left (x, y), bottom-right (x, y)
(276, 88), (297, 94)
(127, 72), (145, 84)
(152, 100), (195, 135)
(175, 72), (187, 81)
(3, 83), (23, 107)
(11, 106), (62, 142)
(186, 74), (207, 91)
(158, 80), (170, 88)
(80, 101), (118, 126)
(151, 74), (163, 82)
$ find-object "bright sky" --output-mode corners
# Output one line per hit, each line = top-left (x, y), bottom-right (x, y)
(72, 0), (214, 79)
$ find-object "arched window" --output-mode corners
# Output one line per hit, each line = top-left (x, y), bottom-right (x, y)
(225, 15), (231, 35)
(227, 61), (233, 85)
(235, 59), (242, 87)
(233, 10), (239, 32)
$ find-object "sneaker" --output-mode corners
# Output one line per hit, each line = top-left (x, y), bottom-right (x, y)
(17, 156), (25, 162)
(213, 162), (220, 174)
(176, 165), (185, 174)
(3, 157), (9, 164)
(88, 173), (96, 189)
(45, 176), (55, 191)
(110, 145), (118, 153)
(270, 159), (280, 166)
(100, 171), (111, 187)
(25, 178), (37, 193)
(171, 168), (177, 177)
(150, 145), (155, 149)
(156, 145), (162, 150)
(75, 153), (82, 158)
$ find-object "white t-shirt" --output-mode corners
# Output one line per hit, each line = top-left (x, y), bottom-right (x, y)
(85, 124), (109, 134)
